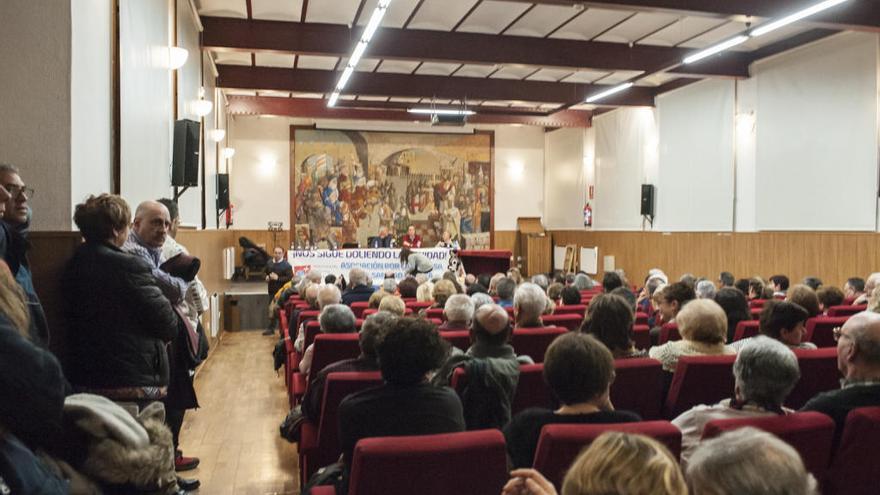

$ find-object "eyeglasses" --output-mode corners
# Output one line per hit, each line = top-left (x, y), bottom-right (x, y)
(833, 326), (849, 343)
(2, 184), (34, 199)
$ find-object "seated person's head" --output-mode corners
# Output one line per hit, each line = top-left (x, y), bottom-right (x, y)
(844, 277), (866, 298)
(359, 311), (396, 359)
(714, 287), (750, 328)
(444, 294), (475, 326)
(319, 304), (357, 334)
(734, 278), (750, 296)
(543, 333), (614, 407)
(305, 284), (321, 308)
(770, 274), (790, 293)
(759, 300), (810, 346)
(477, 274), (491, 289)
(581, 294), (635, 354)
(676, 299), (727, 346)
(657, 282), (696, 321)
(507, 268), (522, 285)
(73, 194), (131, 246)
(679, 273), (697, 290)
(381, 278), (397, 294)
(466, 283), (488, 296)
(802, 276), (823, 291)
(695, 280), (717, 300)
(785, 284), (820, 318)
(687, 427), (817, 495)
(416, 281), (433, 302)
(471, 304), (513, 347)
(367, 289), (388, 309)
(573, 273), (593, 291)
(602, 271), (623, 293)
(488, 273), (505, 295)
(531, 274), (549, 291)
(609, 287), (636, 311)
(317, 284), (342, 309)
(470, 292), (494, 311)
(397, 277), (419, 298)
(836, 311), (880, 379)
(816, 286), (844, 313)
(513, 283), (547, 326)
(547, 282), (564, 302)
(496, 277), (516, 301)
(561, 286), (582, 306)
(562, 432), (687, 495)
(718, 271), (735, 288)
(348, 267), (368, 287)
(734, 336), (800, 408)
(747, 278), (765, 300)
(378, 296), (406, 317)
(432, 280), (456, 308)
(324, 274), (336, 285)
(376, 318), (449, 385)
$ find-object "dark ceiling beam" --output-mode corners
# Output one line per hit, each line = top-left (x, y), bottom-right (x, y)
(201, 17), (749, 78)
(508, 0), (879, 32)
(216, 65), (659, 106)
(225, 96), (593, 127)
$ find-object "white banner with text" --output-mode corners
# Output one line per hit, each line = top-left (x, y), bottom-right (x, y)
(288, 248), (451, 284)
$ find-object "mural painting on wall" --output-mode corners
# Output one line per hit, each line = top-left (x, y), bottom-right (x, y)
(291, 128), (493, 249)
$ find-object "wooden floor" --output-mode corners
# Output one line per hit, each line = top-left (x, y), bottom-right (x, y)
(178, 331), (299, 494)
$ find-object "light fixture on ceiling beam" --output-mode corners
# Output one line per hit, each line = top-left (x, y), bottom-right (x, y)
(328, 0), (392, 108)
(683, 35), (750, 64)
(407, 108), (476, 116)
(751, 0), (850, 37)
(584, 82), (634, 104)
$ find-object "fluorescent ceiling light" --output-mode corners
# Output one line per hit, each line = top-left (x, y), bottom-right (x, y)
(751, 0), (850, 37)
(407, 108), (476, 116)
(326, 0), (392, 107)
(683, 35), (749, 64)
(585, 82), (634, 104)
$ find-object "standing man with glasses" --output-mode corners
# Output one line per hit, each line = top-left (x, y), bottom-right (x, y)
(0, 163), (48, 348)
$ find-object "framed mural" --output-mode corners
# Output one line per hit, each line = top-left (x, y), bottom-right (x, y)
(290, 127), (494, 249)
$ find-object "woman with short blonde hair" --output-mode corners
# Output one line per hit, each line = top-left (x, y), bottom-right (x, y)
(649, 299), (733, 372)
(416, 281), (434, 302)
(378, 295), (406, 317)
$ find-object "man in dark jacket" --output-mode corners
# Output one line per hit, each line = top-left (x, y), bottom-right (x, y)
(341, 267), (375, 306)
(0, 163), (49, 348)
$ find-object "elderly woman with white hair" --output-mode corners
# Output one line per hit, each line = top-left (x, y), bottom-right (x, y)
(514, 283), (548, 328)
(672, 336), (801, 464)
(648, 299), (734, 372)
(695, 279), (717, 300)
(572, 273), (594, 291)
(687, 427), (818, 495)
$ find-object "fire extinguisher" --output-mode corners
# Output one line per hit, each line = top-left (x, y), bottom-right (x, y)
(583, 202), (592, 227)
(225, 203), (234, 228)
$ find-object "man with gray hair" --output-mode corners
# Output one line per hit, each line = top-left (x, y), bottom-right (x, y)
(302, 311), (393, 422)
(299, 303), (357, 374)
(470, 292), (494, 311)
(673, 336), (800, 464)
(802, 311), (880, 444)
(687, 427), (818, 495)
(381, 277), (397, 294)
(572, 273), (594, 291)
(342, 267), (375, 306)
(514, 282), (547, 328)
(439, 294), (475, 332)
(695, 279), (717, 300)
(530, 274), (549, 292)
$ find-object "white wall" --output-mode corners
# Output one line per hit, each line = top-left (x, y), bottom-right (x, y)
(493, 125), (545, 231)
(175, 1), (203, 227)
(0, 0), (72, 230)
(71, 0), (113, 218)
(544, 128), (586, 230)
(734, 77), (758, 232)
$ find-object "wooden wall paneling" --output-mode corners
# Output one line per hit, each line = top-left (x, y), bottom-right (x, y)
(28, 232), (83, 360)
(494, 230), (516, 253)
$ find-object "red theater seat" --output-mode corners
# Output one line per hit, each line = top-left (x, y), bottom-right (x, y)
(827, 304), (866, 317)
(554, 304), (587, 317)
(664, 354), (736, 419)
(826, 407), (880, 495)
(787, 348), (841, 410)
(612, 358), (664, 420)
(806, 316), (849, 348)
(702, 412), (834, 480)
(440, 331), (470, 351)
(350, 301), (370, 318)
(511, 327), (567, 363)
(658, 322), (680, 344)
(632, 324), (651, 351)
(405, 301), (432, 312)
(541, 314), (582, 331)
(346, 430), (508, 495)
(749, 299), (768, 309)
(635, 312), (649, 326)
(362, 307), (413, 317)
(512, 364), (554, 414)
(533, 421), (682, 489)
(291, 334), (361, 404)
(425, 308), (445, 320)
(733, 320), (760, 341)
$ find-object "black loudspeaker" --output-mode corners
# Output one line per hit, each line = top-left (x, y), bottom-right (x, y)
(640, 184), (655, 216)
(171, 119), (200, 187)
(217, 173), (229, 210)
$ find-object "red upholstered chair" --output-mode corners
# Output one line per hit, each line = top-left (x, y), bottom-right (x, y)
(440, 331), (470, 351)
(632, 324), (651, 351)
(664, 354), (736, 419)
(346, 430), (508, 495)
(405, 301), (433, 312)
(291, 334), (362, 404)
(827, 304), (867, 317)
(350, 301), (369, 319)
(749, 299), (768, 309)
(355, 318), (364, 329)
(554, 304), (587, 317)
(825, 407), (880, 495)
(786, 348), (841, 410)
(842, 296), (857, 305)
(733, 320), (760, 341)
(533, 421), (682, 489)
(701, 412), (835, 480)
(512, 364), (554, 414)
(425, 308), (445, 320)
(806, 316), (849, 348)
(427, 318), (442, 326)
(511, 327), (567, 363)
(635, 312), (649, 326)
(299, 371), (384, 488)
(658, 322), (680, 344)
(362, 308), (413, 317)
(612, 358), (664, 420)
(303, 320), (322, 349)
(504, 306), (515, 317)
(542, 314), (582, 331)
(749, 307), (763, 319)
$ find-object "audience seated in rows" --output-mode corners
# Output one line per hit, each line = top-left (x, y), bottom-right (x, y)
(686, 427), (818, 495)
(649, 299), (734, 372)
(433, 304), (532, 429)
(438, 294), (474, 332)
(341, 267), (375, 306)
(801, 311), (880, 446)
(301, 311), (391, 422)
(504, 432), (687, 495)
(560, 286), (581, 306)
(514, 283), (547, 329)
(367, 289), (387, 309)
(299, 304), (357, 375)
(787, 284), (821, 317)
(503, 333), (640, 468)
(730, 301), (816, 352)
(673, 336), (800, 464)
(431, 279), (456, 310)
(294, 284), (342, 352)
(714, 287), (750, 343)
(377, 295), (406, 317)
(398, 277), (418, 299)
(602, 271), (623, 293)
(581, 293), (646, 359)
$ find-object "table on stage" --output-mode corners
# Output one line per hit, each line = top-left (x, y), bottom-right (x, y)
(456, 250), (512, 275)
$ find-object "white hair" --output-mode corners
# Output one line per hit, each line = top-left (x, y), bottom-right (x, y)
(734, 336), (800, 406)
(470, 292), (494, 310)
(444, 294), (475, 323)
(695, 280), (717, 300)
(514, 283), (547, 322)
(349, 267), (367, 286)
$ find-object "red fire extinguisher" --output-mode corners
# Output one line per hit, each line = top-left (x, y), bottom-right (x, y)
(583, 202), (592, 227)
(225, 203), (234, 228)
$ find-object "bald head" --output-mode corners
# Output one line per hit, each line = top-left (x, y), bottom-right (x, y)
(865, 273), (880, 294)
(472, 303), (513, 346)
(132, 200), (171, 248)
(839, 311), (880, 378)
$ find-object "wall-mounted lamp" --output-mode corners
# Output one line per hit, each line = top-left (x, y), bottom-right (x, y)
(221, 147), (236, 159)
(208, 129), (226, 142)
(168, 46), (189, 70)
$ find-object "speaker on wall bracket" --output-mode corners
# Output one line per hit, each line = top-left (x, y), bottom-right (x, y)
(640, 184), (655, 229)
(171, 119), (201, 200)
